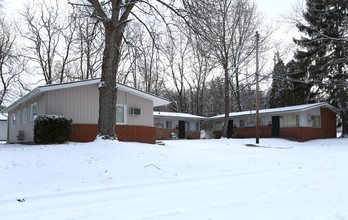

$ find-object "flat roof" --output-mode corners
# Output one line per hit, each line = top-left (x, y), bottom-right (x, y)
(211, 103), (336, 119)
(2, 79), (169, 113)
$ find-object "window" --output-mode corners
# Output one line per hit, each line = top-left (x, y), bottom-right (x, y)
(11, 114), (16, 126)
(18, 110), (22, 125)
(282, 115), (297, 128)
(240, 119), (245, 127)
(215, 121), (223, 131)
(31, 102), (38, 120)
(166, 120), (172, 129)
(189, 121), (199, 131)
(154, 118), (163, 128)
(116, 105), (126, 124)
(296, 115), (300, 127)
(313, 116), (321, 128)
(23, 108), (28, 124)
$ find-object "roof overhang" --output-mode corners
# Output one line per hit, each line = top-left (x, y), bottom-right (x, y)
(1, 79), (169, 113)
(154, 111), (207, 120)
(211, 103), (337, 120)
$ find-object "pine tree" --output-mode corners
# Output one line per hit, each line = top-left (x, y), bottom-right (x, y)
(293, 0), (348, 136)
(269, 53), (290, 108)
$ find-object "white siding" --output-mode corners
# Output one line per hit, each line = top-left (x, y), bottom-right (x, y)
(212, 106), (323, 130)
(0, 120), (7, 140)
(46, 84), (154, 126)
(8, 95), (46, 143)
(154, 117), (201, 131)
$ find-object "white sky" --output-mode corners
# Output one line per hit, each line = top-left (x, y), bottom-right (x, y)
(3, 0), (304, 91)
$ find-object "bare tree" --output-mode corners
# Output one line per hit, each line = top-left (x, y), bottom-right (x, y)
(185, 34), (216, 116)
(73, 10), (104, 80)
(21, 0), (77, 84)
(0, 17), (25, 106)
(162, 29), (191, 113)
(182, 0), (262, 137)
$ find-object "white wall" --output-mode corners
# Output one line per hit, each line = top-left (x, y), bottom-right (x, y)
(212, 107), (322, 131)
(0, 120), (7, 140)
(8, 95), (46, 143)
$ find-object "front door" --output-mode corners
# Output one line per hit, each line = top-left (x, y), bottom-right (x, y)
(178, 121), (185, 139)
(272, 116), (280, 137)
(227, 120), (234, 138)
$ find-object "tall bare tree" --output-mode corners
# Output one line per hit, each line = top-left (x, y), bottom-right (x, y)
(21, 0), (77, 84)
(0, 17), (25, 106)
(182, 0), (262, 137)
(70, 0), (185, 139)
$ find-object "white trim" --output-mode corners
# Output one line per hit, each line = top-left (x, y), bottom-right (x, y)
(116, 104), (127, 125)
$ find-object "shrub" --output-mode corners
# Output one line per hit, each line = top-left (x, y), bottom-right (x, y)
(34, 115), (73, 144)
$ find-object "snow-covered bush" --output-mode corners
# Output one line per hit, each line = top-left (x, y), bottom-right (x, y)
(201, 130), (214, 139)
(34, 115), (73, 144)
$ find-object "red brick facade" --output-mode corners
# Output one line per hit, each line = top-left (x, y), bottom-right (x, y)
(213, 107), (336, 141)
(156, 128), (200, 140)
(70, 124), (156, 144)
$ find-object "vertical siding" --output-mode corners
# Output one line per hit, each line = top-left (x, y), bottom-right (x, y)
(46, 84), (99, 124)
(46, 84), (153, 126)
(8, 95), (46, 143)
(0, 120), (7, 140)
(126, 93), (153, 126)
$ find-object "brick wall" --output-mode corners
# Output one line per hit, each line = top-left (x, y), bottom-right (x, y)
(213, 107), (336, 141)
(156, 128), (200, 140)
(70, 124), (156, 144)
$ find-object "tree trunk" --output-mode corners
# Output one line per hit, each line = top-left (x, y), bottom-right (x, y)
(97, 27), (121, 139)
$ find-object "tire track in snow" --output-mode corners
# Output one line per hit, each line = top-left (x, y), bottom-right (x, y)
(0, 167), (302, 220)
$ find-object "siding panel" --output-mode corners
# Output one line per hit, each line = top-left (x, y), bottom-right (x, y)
(8, 95), (46, 143)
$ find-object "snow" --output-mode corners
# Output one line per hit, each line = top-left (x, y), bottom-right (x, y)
(98, 81), (106, 88)
(211, 102), (335, 119)
(1, 138), (348, 219)
(0, 113), (7, 120)
(154, 111), (207, 119)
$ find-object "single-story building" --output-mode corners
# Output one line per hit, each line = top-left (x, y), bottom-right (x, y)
(154, 111), (206, 140)
(211, 103), (337, 141)
(0, 113), (7, 141)
(1, 79), (169, 144)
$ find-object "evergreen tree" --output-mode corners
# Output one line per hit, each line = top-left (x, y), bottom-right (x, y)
(269, 53), (291, 108)
(293, 0), (348, 136)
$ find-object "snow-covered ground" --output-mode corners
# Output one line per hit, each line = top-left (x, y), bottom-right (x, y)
(1, 138), (348, 220)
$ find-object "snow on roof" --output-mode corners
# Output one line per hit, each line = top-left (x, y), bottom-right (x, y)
(2, 79), (169, 113)
(0, 113), (7, 120)
(211, 103), (336, 119)
(154, 111), (207, 120)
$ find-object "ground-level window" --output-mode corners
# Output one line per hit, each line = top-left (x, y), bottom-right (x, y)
(313, 116), (320, 128)
(31, 102), (38, 121)
(215, 121), (223, 131)
(240, 119), (245, 127)
(189, 121), (199, 131)
(11, 113), (16, 126)
(166, 120), (172, 129)
(23, 108), (28, 124)
(116, 104), (126, 124)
